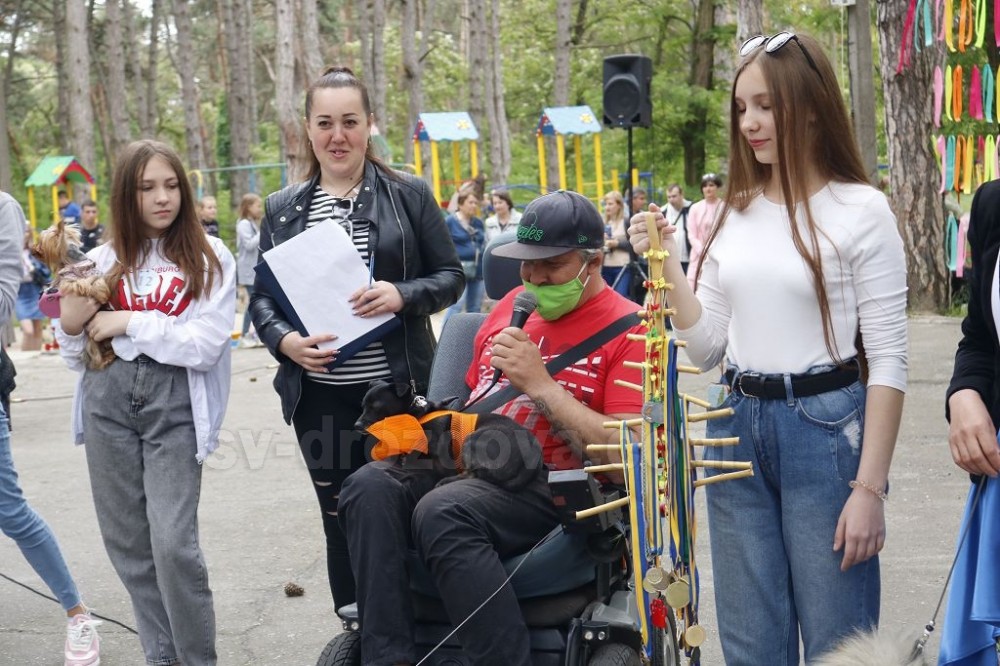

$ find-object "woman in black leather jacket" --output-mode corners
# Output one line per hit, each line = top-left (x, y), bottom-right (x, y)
(249, 67), (463, 612)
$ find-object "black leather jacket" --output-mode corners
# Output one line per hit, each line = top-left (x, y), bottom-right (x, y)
(249, 161), (464, 423)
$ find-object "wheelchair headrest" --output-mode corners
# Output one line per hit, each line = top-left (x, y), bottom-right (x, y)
(483, 228), (523, 300)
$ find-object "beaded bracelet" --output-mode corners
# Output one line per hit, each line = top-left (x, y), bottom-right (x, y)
(849, 479), (888, 502)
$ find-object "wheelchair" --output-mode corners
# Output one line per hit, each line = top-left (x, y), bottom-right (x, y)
(316, 230), (686, 666)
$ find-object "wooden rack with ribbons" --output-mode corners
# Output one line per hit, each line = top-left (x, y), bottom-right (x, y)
(578, 213), (753, 664)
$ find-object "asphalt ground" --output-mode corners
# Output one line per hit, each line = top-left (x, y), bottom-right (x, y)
(0, 315), (973, 664)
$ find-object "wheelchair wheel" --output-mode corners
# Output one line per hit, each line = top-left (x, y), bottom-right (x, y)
(651, 614), (682, 666)
(316, 631), (361, 666)
(588, 643), (641, 666)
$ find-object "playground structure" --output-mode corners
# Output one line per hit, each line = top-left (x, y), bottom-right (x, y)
(23, 156), (97, 231)
(536, 105), (607, 200)
(412, 112), (480, 205)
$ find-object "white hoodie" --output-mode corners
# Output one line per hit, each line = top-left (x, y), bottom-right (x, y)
(57, 235), (236, 462)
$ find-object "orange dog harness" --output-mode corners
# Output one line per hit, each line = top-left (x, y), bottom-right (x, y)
(367, 410), (479, 471)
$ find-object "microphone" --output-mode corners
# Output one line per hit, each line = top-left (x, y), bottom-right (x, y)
(491, 291), (538, 384)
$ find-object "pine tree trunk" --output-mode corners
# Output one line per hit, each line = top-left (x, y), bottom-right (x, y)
(65, 0), (96, 176)
(488, 0), (510, 183)
(370, 0), (386, 128)
(143, 0), (160, 136)
(122, 0), (148, 135)
(276, 0), (308, 182)
(298, 0), (323, 82)
(467, 0), (486, 185)
(400, 0), (422, 166)
(104, 0), (131, 160)
(736, 0), (763, 45)
(876, 0), (948, 312)
(221, 0), (253, 203)
(54, 0), (72, 154)
(172, 0), (207, 177)
(550, 0), (572, 191)
(0, 0), (25, 193)
(680, 0), (717, 186)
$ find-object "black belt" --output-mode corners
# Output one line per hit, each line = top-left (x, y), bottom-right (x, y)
(724, 364), (860, 400)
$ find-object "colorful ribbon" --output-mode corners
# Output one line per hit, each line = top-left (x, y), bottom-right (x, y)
(953, 65), (965, 121)
(946, 0), (957, 49)
(975, 0), (988, 48)
(898, 0), (918, 73)
(970, 66), (983, 120)
(983, 63), (995, 122)
(946, 65), (955, 121)
(946, 135), (956, 192)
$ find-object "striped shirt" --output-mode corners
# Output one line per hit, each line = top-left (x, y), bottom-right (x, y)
(305, 186), (392, 385)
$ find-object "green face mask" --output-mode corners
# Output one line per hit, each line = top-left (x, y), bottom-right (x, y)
(522, 263), (591, 321)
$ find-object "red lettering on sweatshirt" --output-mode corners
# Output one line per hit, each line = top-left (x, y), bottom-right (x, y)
(117, 273), (192, 317)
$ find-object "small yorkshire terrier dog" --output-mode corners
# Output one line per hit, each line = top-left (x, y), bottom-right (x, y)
(812, 628), (929, 666)
(34, 221), (115, 370)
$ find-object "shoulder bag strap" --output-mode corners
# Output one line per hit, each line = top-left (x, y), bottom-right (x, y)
(465, 312), (641, 414)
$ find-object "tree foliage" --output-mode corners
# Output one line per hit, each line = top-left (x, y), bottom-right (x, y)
(6, 0), (947, 306)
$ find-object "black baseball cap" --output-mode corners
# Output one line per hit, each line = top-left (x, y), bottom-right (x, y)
(492, 190), (605, 260)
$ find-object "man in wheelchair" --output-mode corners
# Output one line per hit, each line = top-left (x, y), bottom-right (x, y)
(337, 191), (646, 665)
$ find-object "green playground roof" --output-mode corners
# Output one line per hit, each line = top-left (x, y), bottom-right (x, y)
(25, 156), (95, 188)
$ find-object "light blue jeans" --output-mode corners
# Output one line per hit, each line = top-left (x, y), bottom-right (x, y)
(703, 367), (878, 665)
(445, 278), (484, 321)
(0, 404), (82, 611)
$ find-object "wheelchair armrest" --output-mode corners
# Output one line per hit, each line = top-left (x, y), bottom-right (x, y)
(548, 468), (625, 534)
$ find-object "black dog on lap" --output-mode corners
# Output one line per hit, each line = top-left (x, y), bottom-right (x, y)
(355, 380), (546, 492)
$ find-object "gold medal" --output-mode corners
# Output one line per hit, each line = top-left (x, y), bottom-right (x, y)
(664, 578), (690, 608)
(642, 566), (670, 593)
(684, 624), (706, 647)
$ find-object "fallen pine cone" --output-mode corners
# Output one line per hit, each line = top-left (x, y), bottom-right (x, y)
(284, 582), (304, 597)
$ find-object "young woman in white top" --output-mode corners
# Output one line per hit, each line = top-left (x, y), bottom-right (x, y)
(58, 139), (236, 666)
(628, 32), (907, 664)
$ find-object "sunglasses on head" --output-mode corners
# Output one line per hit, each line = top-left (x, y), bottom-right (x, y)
(739, 32), (821, 77)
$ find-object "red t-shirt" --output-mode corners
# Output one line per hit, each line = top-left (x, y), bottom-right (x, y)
(465, 286), (646, 470)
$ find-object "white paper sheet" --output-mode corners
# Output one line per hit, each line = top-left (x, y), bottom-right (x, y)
(260, 221), (396, 352)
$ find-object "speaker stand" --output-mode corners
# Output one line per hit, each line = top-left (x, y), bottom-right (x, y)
(627, 126), (634, 209)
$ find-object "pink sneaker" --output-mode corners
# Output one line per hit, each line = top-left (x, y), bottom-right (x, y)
(64, 612), (101, 666)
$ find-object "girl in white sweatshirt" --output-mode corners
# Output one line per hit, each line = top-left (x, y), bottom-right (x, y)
(628, 33), (907, 664)
(58, 140), (236, 666)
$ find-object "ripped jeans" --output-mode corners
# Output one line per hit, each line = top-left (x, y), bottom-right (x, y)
(702, 367), (878, 665)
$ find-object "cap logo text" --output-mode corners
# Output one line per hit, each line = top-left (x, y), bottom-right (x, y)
(517, 222), (544, 242)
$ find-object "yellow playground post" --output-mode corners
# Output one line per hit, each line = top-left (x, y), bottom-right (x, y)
(536, 106), (604, 200)
(412, 112), (480, 205)
(24, 156), (98, 231)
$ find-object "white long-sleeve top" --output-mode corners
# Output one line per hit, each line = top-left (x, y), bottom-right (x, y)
(674, 181), (908, 392)
(57, 236), (237, 462)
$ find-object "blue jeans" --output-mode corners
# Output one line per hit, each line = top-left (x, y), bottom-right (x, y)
(0, 404), (82, 611)
(703, 368), (878, 665)
(240, 285), (253, 336)
(445, 278), (484, 321)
